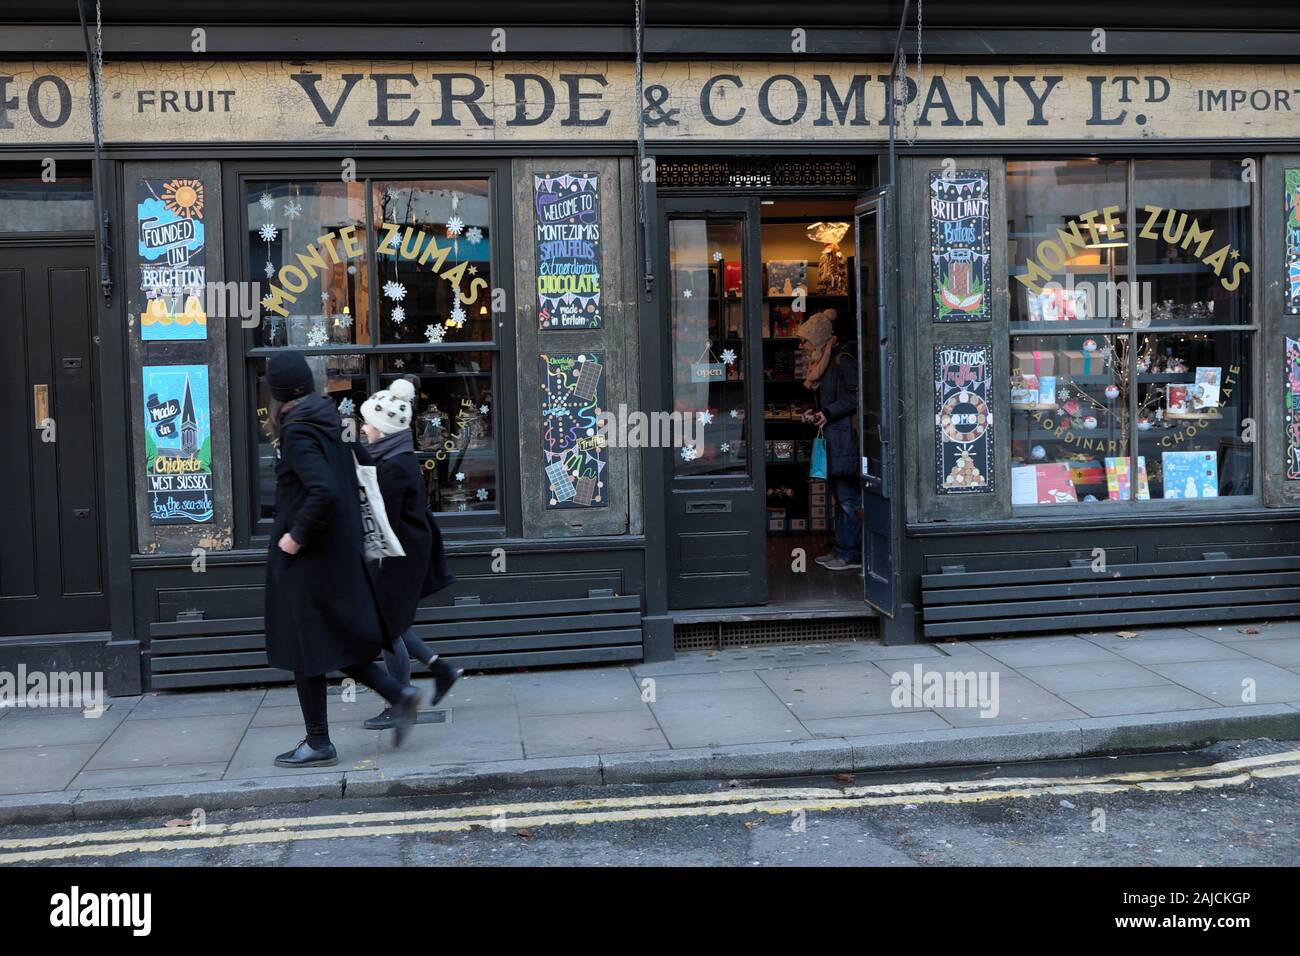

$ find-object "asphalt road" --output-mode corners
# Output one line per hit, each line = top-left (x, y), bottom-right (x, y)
(2, 738), (1297, 867)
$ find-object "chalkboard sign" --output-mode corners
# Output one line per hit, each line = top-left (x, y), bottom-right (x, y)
(142, 364), (214, 524)
(137, 177), (208, 340)
(934, 345), (993, 494)
(542, 352), (608, 509)
(930, 170), (991, 323)
(535, 173), (603, 329)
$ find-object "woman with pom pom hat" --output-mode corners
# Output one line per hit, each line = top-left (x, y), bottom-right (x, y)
(358, 375), (462, 728)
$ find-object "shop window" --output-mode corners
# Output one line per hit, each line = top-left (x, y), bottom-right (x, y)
(245, 176), (501, 527)
(0, 174), (94, 232)
(1008, 158), (1255, 508)
(668, 217), (748, 477)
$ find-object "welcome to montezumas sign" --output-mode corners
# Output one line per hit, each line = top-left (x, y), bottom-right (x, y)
(3, 60), (1300, 144)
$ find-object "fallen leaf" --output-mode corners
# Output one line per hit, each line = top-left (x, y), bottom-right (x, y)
(515, 828), (535, 839)
(1238, 627), (1260, 635)
(834, 773), (854, 784)
(163, 818), (190, 829)
(1116, 630), (1138, 639)
(743, 819), (759, 830)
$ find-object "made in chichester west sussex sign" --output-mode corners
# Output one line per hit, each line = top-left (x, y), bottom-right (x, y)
(2, 60), (1300, 144)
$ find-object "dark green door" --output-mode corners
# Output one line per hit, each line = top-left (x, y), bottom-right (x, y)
(661, 197), (767, 609)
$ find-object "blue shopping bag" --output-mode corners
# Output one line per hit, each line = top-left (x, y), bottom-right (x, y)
(810, 428), (828, 480)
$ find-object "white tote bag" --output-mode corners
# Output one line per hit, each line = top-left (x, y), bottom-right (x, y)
(353, 452), (406, 561)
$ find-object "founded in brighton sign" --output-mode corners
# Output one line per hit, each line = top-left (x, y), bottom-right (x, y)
(3, 60), (1300, 143)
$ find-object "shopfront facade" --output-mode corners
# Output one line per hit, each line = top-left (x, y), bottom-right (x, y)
(3, 3), (1300, 693)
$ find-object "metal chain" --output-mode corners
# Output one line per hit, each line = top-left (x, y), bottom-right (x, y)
(634, 0), (653, 295)
(93, 0), (104, 142)
(905, 0), (923, 147)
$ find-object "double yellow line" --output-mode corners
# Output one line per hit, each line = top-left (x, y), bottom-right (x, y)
(3, 749), (1297, 864)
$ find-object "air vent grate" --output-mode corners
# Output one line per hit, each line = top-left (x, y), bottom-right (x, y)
(675, 616), (877, 651)
(658, 159), (863, 190)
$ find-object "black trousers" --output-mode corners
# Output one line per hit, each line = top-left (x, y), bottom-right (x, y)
(294, 661), (404, 748)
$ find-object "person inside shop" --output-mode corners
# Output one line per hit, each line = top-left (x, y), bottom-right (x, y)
(796, 310), (862, 571)
(356, 375), (463, 730)
(262, 350), (421, 768)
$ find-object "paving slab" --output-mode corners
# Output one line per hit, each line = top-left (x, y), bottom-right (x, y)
(649, 686), (811, 748)
(1185, 621), (1300, 643)
(1146, 658), (1300, 704)
(127, 688), (266, 719)
(522, 709), (669, 758)
(0, 744), (103, 795)
(1077, 626), (1202, 642)
(70, 762), (230, 790)
(1230, 636), (1300, 670)
(801, 710), (952, 737)
(643, 670), (769, 694)
(1015, 659), (1170, 694)
(0, 707), (129, 750)
(930, 676), (1088, 727)
(755, 664), (899, 720)
(83, 712), (254, 771)
(1059, 684), (1222, 718)
(967, 636), (1124, 668)
(1087, 635), (1249, 665)
(223, 721), (380, 779)
(370, 704), (524, 767)
(508, 668), (644, 717)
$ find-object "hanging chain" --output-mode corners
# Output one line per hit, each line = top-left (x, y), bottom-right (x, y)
(909, 0), (922, 146)
(634, 0), (653, 296)
(93, 0), (104, 143)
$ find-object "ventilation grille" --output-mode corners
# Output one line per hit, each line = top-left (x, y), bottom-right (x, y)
(658, 159), (863, 190)
(675, 616), (877, 651)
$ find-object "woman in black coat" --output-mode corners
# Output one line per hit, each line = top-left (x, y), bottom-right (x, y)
(357, 376), (462, 729)
(263, 351), (420, 768)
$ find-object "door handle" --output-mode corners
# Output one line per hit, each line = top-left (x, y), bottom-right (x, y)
(33, 384), (50, 428)
(685, 499), (732, 514)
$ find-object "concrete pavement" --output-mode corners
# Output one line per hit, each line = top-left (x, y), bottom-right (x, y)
(3, 619), (1300, 824)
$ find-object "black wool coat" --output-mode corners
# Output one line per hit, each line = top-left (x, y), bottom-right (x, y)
(361, 444), (457, 640)
(814, 349), (860, 477)
(263, 394), (389, 676)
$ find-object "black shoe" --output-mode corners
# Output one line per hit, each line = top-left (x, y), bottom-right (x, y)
(363, 707), (395, 730)
(429, 657), (464, 708)
(274, 739), (338, 768)
(391, 686), (421, 748)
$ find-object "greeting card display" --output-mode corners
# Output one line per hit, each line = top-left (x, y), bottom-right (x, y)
(1192, 367), (1222, 410)
(1162, 450), (1219, 498)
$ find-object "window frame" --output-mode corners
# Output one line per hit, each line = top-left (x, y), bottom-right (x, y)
(1006, 154), (1261, 516)
(225, 159), (518, 548)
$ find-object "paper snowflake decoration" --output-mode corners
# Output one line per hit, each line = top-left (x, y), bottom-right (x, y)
(721, 443), (731, 452)
(475, 488), (489, 501)
(450, 304), (467, 326)
(721, 349), (737, 365)
(425, 323), (445, 343)
(455, 472), (466, 483)
(382, 230), (401, 250)
(336, 312), (353, 329)
(338, 397), (356, 416)
(428, 415), (441, 429)
(680, 444), (698, 462)
(697, 410), (714, 427)
(259, 223), (278, 242)
(306, 325), (328, 347)
(259, 192), (274, 210)
(263, 261), (276, 279)
(467, 265), (478, 275)
(383, 281), (407, 302)
(283, 200), (302, 220)
(729, 409), (740, 418)
(319, 291), (331, 304)
(394, 359), (405, 369)
(446, 215), (464, 236)
(712, 251), (723, 262)
(682, 289), (693, 299)
(466, 226), (483, 244)
(391, 305), (406, 325)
